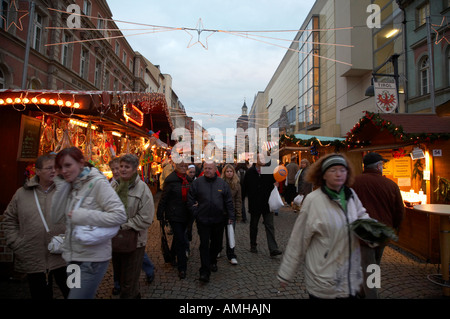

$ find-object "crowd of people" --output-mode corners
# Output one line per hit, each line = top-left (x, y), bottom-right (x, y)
(3, 147), (404, 299)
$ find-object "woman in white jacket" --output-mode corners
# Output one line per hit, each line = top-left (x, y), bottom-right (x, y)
(52, 147), (127, 299)
(277, 153), (370, 299)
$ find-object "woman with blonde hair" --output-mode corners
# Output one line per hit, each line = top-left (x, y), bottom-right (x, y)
(278, 153), (370, 299)
(221, 164), (242, 265)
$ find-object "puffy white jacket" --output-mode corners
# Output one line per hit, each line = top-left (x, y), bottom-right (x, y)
(278, 186), (370, 298)
(51, 168), (127, 263)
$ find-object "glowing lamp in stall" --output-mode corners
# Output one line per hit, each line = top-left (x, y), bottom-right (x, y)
(112, 131), (122, 137)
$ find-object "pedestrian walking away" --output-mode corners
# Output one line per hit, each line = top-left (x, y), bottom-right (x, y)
(352, 152), (405, 299)
(187, 161), (235, 283)
(243, 153), (282, 257)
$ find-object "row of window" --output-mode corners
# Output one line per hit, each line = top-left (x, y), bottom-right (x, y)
(0, 0), (145, 91)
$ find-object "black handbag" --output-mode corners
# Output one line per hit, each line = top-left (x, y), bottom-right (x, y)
(160, 221), (174, 263)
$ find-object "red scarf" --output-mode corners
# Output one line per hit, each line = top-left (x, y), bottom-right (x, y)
(176, 172), (189, 202)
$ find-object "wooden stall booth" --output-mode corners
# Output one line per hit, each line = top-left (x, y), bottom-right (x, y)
(279, 133), (346, 165)
(0, 89), (174, 212)
(345, 111), (450, 263)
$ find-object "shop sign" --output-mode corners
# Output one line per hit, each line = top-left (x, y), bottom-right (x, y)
(374, 81), (398, 113)
(393, 157), (411, 179)
(123, 103), (144, 127)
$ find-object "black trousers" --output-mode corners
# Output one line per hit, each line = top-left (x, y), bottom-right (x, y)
(26, 266), (69, 299)
(197, 221), (225, 276)
(170, 220), (188, 272)
(284, 184), (297, 205)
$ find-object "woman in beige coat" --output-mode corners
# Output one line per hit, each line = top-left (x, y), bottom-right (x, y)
(112, 154), (154, 299)
(277, 153), (370, 299)
(3, 154), (68, 299)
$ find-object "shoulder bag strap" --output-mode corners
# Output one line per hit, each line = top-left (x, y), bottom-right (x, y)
(34, 188), (50, 233)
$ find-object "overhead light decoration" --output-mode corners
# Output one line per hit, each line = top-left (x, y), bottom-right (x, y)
(0, 97), (80, 108)
(69, 119), (97, 130)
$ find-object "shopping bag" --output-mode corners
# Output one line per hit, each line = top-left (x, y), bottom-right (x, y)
(227, 224), (235, 249)
(268, 186), (284, 212)
(293, 194), (304, 206)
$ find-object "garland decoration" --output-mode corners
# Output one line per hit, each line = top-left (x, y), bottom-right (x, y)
(279, 134), (346, 152)
(345, 111), (450, 149)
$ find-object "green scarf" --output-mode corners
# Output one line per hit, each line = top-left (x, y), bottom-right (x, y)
(116, 172), (138, 212)
(324, 185), (347, 212)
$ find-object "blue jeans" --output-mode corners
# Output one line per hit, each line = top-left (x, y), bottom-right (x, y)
(67, 261), (109, 299)
(142, 252), (155, 277)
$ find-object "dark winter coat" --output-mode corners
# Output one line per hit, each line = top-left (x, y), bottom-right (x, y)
(157, 171), (192, 223)
(187, 174), (235, 224)
(243, 164), (276, 213)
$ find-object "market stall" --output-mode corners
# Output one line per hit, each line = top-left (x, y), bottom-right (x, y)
(279, 133), (346, 165)
(0, 89), (174, 211)
(345, 111), (450, 262)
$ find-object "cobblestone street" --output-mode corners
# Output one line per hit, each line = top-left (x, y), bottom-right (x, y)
(0, 193), (447, 301)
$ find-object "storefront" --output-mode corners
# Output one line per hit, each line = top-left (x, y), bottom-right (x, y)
(0, 89), (174, 212)
(345, 111), (450, 262)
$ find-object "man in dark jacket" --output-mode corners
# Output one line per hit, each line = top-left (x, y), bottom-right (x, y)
(188, 161), (235, 283)
(352, 152), (405, 299)
(243, 154), (282, 257)
(157, 161), (192, 279)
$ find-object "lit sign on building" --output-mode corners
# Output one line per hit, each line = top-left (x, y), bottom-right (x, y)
(123, 103), (144, 127)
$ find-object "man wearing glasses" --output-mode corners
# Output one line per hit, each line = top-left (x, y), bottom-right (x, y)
(3, 154), (69, 299)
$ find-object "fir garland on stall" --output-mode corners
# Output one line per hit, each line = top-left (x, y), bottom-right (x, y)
(345, 111), (450, 149)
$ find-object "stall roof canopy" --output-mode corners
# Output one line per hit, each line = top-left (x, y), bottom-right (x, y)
(294, 134), (345, 142)
(346, 112), (450, 151)
(0, 89), (174, 144)
(379, 113), (450, 134)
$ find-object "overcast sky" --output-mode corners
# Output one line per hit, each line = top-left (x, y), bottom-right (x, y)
(107, 0), (315, 147)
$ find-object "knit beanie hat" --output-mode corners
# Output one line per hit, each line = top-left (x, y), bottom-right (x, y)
(321, 155), (348, 173)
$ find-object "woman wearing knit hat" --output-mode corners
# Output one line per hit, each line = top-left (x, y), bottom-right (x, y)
(277, 153), (371, 299)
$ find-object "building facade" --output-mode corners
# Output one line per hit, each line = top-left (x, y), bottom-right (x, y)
(397, 0), (450, 114)
(0, 0), (143, 91)
(249, 0), (376, 144)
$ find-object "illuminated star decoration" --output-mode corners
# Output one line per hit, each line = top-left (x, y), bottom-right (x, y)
(44, 8), (354, 66)
(183, 18), (216, 49)
(0, 0), (29, 32)
(431, 16), (450, 45)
